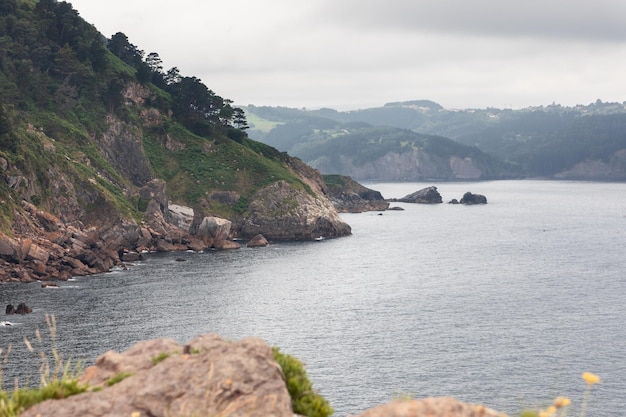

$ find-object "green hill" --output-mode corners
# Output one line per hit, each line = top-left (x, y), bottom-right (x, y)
(245, 100), (626, 180)
(0, 0), (350, 282)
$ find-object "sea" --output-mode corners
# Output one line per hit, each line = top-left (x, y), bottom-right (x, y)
(1, 180), (625, 416)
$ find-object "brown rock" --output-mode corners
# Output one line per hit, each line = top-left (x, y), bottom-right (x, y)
(186, 238), (206, 252)
(355, 397), (502, 417)
(25, 242), (49, 263)
(24, 335), (292, 417)
(247, 234), (269, 247)
(0, 232), (21, 262)
(213, 239), (241, 250)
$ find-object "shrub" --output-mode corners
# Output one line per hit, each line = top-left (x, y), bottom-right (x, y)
(272, 347), (333, 417)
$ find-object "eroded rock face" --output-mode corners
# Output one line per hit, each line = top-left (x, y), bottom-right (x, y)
(238, 180), (351, 240)
(21, 334), (293, 417)
(392, 186), (443, 204)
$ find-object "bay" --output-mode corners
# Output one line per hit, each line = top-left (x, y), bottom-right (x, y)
(1, 180), (625, 416)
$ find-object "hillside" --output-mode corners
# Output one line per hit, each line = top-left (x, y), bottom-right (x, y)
(0, 0), (350, 282)
(245, 100), (626, 180)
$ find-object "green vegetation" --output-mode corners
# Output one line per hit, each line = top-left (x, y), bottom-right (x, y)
(0, 0), (314, 233)
(272, 347), (333, 417)
(0, 379), (87, 417)
(106, 372), (133, 387)
(0, 315), (88, 417)
(245, 100), (626, 179)
(151, 352), (171, 366)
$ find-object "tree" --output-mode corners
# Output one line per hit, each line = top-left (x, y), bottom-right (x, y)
(232, 107), (249, 130)
(164, 66), (181, 85)
(108, 32), (143, 67)
(145, 52), (163, 74)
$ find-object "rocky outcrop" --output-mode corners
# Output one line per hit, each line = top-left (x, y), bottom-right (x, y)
(18, 333), (505, 417)
(324, 175), (389, 213)
(21, 334), (293, 417)
(390, 186), (443, 204)
(354, 397), (501, 417)
(237, 180), (352, 240)
(459, 192), (488, 205)
(6, 303), (32, 315)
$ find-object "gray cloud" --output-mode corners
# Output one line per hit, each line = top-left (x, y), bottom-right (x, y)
(70, 0), (626, 109)
(312, 0), (626, 42)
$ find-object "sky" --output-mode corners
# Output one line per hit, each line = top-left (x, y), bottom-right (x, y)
(69, 0), (626, 110)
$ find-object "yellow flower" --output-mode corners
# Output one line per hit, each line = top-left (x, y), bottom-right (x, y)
(547, 405), (557, 414)
(131, 412), (141, 417)
(539, 411), (549, 417)
(553, 396), (571, 408)
(582, 372), (600, 385)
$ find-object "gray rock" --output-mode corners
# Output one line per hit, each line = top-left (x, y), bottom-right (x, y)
(393, 186), (442, 204)
(239, 180), (351, 241)
(459, 192), (487, 205)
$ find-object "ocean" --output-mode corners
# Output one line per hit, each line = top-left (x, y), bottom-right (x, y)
(1, 180), (625, 416)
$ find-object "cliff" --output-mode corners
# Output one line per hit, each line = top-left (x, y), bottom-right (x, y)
(0, 1), (350, 282)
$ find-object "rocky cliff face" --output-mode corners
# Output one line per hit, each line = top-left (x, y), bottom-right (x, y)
(236, 180), (351, 240)
(1, 82), (352, 282)
(313, 149), (485, 181)
(554, 149), (626, 180)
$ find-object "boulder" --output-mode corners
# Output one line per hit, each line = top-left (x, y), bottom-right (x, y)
(22, 334), (292, 417)
(168, 203), (194, 232)
(459, 192), (488, 205)
(0, 232), (21, 263)
(392, 186), (442, 204)
(25, 242), (49, 263)
(6, 304), (14, 315)
(247, 234), (269, 248)
(196, 216), (232, 247)
(354, 397), (501, 417)
(15, 302), (32, 314)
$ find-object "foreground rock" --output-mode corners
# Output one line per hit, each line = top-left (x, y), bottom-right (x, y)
(22, 334), (292, 417)
(390, 186), (443, 204)
(19, 333), (505, 417)
(323, 175), (389, 213)
(354, 397), (502, 417)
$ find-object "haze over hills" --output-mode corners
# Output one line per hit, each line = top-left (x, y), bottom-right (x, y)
(244, 100), (626, 181)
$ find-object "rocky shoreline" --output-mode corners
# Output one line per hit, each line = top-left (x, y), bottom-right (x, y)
(0, 176), (354, 284)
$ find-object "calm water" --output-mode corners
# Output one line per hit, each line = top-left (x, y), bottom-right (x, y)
(1, 180), (625, 416)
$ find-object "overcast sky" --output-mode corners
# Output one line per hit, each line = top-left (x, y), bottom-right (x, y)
(69, 0), (626, 110)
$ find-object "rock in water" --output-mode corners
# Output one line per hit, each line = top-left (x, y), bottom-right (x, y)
(394, 186), (443, 204)
(459, 191), (488, 205)
(247, 234), (269, 247)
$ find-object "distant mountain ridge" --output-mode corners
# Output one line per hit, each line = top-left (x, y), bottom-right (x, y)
(244, 99), (626, 181)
